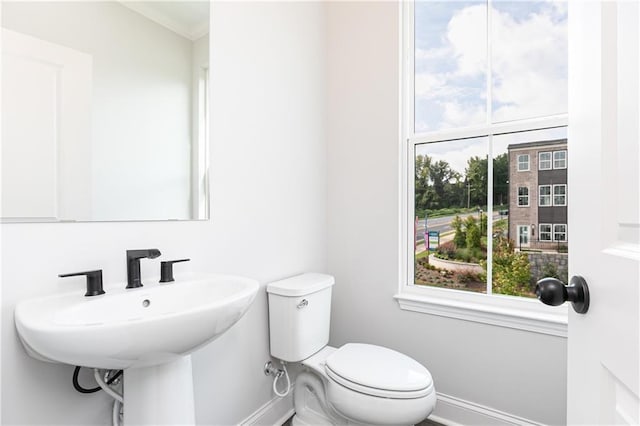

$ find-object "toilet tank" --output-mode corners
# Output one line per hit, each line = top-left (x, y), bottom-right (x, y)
(266, 273), (335, 362)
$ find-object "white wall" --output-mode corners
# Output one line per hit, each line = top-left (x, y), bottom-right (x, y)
(2, 1), (193, 221)
(0, 1), (326, 424)
(325, 3), (567, 425)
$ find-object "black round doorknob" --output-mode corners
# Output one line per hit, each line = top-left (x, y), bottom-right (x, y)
(535, 276), (590, 314)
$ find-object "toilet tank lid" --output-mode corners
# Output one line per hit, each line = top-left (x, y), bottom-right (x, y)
(267, 273), (335, 297)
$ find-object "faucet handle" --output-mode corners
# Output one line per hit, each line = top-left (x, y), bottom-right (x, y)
(159, 259), (190, 283)
(59, 270), (105, 297)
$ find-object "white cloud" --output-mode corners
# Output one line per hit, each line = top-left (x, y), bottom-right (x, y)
(414, 2), (567, 129)
(446, 4), (487, 78)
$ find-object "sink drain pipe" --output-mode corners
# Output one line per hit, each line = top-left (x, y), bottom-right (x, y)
(93, 369), (123, 426)
(264, 360), (291, 397)
(72, 366), (123, 426)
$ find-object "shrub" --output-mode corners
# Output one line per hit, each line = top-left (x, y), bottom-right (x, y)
(435, 240), (456, 260)
(451, 215), (466, 247)
(465, 216), (481, 250)
(484, 237), (532, 296)
(458, 271), (479, 284)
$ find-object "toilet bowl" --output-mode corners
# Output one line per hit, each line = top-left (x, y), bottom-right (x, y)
(267, 273), (436, 426)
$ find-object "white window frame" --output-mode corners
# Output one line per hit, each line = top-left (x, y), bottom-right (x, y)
(539, 151), (552, 170)
(553, 184), (567, 206)
(553, 150), (567, 169)
(539, 185), (552, 206)
(397, 1), (568, 337)
(517, 186), (529, 207)
(553, 224), (568, 242)
(517, 154), (530, 172)
(539, 223), (553, 241)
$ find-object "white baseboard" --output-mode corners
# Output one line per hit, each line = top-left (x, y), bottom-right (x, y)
(238, 388), (545, 426)
(431, 392), (546, 426)
(239, 390), (294, 426)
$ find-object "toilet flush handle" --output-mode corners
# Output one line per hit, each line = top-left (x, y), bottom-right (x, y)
(297, 299), (309, 309)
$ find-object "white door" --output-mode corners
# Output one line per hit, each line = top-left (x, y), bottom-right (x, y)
(517, 225), (530, 248)
(1, 29), (92, 221)
(568, 1), (639, 424)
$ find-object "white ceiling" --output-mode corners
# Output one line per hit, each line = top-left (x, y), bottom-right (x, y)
(118, 1), (209, 41)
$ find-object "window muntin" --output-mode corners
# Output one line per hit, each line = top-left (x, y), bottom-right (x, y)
(517, 187), (529, 206)
(539, 152), (552, 170)
(554, 224), (567, 242)
(539, 224), (552, 241)
(553, 150), (567, 169)
(539, 185), (552, 206)
(553, 184), (567, 206)
(517, 154), (530, 171)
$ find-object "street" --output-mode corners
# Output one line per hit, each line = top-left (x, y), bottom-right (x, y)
(415, 211), (502, 242)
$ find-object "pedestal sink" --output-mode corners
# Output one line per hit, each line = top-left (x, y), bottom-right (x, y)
(14, 274), (259, 425)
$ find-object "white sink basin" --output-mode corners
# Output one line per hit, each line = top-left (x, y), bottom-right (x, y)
(15, 274), (259, 369)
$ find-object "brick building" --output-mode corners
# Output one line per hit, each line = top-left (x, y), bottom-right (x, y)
(507, 139), (568, 251)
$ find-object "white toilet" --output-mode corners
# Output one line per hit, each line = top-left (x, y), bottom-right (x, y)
(267, 273), (436, 426)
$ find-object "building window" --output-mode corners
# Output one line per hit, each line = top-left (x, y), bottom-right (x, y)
(517, 187), (529, 206)
(554, 224), (567, 241)
(553, 184), (567, 206)
(554, 150), (567, 169)
(517, 154), (530, 171)
(539, 185), (552, 206)
(539, 152), (552, 170)
(539, 224), (552, 241)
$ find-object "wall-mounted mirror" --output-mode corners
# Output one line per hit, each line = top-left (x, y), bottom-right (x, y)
(1, 1), (210, 222)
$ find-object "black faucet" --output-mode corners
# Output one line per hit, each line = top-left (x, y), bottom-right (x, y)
(126, 249), (161, 288)
(59, 270), (105, 297)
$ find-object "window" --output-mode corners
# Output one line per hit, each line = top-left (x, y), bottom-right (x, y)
(553, 184), (567, 206)
(401, 0), (569, 335)
(517, 187), (529, 206)
(554, 224), (567, 241)
(517, 154), (530, 171)
(539, 224), (552, 241)
(553, 150), (567, 169)
(539, 185), (552, 206)
(539, 152), (552, 170)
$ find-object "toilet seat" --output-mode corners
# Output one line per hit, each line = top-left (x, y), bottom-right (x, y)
(324, 343), (433, 399)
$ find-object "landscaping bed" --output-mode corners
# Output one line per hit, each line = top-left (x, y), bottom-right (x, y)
(414, 256), (486, 293)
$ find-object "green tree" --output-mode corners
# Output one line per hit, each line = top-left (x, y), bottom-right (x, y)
(493, 153), (509, 207)
(464, 215), (481, 250)
(465, 156), (488, 208)
(414, 154), (432, 213)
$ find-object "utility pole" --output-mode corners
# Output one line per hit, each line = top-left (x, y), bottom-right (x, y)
(467, 182), (471, 209)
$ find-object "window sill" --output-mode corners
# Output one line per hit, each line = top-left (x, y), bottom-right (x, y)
(394, 286), (568, 337)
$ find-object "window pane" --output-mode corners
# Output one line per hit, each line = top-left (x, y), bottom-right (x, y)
(517, 154), (529, 171)
(414, 137), (488, 293)
(539, 152), (552, 170)
(553, 185), (566, 206)
(492, 128), (568, 298)
(539, 186), (552, 206)
(414, 1), (487, 133)
(553, 150), (567, 169)
(517, 187), (529, 206)
(491, 1), (568, 122)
